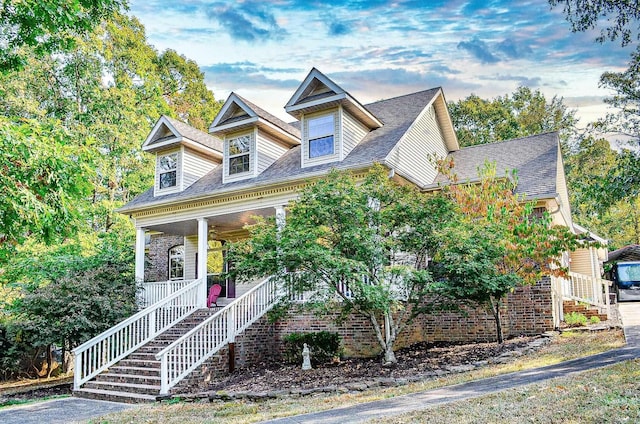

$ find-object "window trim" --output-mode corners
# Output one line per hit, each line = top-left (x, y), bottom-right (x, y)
(157, 151), (179, 190)
(168, 245), (185, 280)
(307, 114), (335, 159)
(226, 132), (253, 177)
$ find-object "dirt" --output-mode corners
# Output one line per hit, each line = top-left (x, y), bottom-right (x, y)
(205, 336), (536, 393)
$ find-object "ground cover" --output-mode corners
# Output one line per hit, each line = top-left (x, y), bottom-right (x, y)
(93, 329), (624, 424)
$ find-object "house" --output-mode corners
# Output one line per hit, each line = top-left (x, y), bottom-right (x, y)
(73, 68), (611, 402)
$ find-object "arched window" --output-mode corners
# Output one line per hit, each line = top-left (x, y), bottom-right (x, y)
(168, 245), (185, 280)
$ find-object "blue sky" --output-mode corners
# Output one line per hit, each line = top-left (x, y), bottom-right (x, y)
(129, 0), (632, 125)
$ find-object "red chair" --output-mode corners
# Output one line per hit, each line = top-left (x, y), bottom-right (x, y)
(207, 284), (222, 308)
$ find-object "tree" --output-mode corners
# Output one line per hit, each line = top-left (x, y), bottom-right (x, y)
(228, 166), (456, 364)
(0, 0), (127, 72)
(449, 87), (577, 148)
(0, 116), (92, 261)
(433, 161), (579, 343)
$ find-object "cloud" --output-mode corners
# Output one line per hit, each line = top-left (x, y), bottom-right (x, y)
(207, 2), (288, 42)
(201, 62), (302, 91)
(457, 37), (500, 64)
(479, 74), (542, 87)
(327, 19), (351, 36)
(496, 39), (533, 59)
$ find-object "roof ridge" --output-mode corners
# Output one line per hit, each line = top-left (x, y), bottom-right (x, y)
(458, 131), (558, 151)
(364, 87), (441, 107)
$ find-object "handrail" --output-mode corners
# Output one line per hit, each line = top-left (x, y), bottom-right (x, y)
(155, 276), (279, 394)
(563, 271), (612, 314)
(138, 280), (193, 308)
(73, 277), (206, 390)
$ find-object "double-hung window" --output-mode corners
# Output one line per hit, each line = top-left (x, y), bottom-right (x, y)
(228, 135), (251, 175)
(168, 245), (185, 280)
(308, 114), (334, 158)
(158, 153), (178, 189)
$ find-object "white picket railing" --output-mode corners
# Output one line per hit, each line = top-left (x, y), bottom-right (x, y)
(73, 277), (206, 390)
(562, 271), (612, 313)
(139, 280), (192, 308)
(155, 276), (280, 394)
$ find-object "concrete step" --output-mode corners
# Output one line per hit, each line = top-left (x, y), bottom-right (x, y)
(113, 358), (160, 369)
(109, 365), (161, 377)
(84, 380), (160, 396)
(74, 387), (157, 404)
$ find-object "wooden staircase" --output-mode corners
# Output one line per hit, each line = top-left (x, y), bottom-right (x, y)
(74, 309), (218, 403)
(563, 300), (608, 322)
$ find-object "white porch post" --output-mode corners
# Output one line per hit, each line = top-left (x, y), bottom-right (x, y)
(197, 218), (208, 307)
(275, 205), (286, 232)
(135, 227), (146, 282)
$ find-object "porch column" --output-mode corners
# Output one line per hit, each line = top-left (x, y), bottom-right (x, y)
(135, 227), (146, 282)
(275, 205), (286, 232)
(197, 218), (208, 307)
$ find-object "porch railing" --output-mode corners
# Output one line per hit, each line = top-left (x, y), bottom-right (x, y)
(139, 280), (193, 308)
(155, 276), (279, 394)
(561, 271), (612, 314)
(73, 277), (206, 390)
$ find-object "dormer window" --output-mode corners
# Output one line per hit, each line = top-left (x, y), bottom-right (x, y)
(158, 152), (178, 189)
(228, 134), (251, 175)
(308, 114), (335, 158)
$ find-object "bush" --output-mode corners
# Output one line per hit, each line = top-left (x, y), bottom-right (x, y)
(590, 315), (601, 324)
(564, 312), (588, 327)
(282, 331), (342, 365)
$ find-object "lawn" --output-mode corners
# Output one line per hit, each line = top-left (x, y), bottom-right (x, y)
(90, 329), (625, 424)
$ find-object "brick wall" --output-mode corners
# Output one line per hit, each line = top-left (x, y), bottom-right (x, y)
(172, 278), (554, 390)
(146, 234), (184, 282)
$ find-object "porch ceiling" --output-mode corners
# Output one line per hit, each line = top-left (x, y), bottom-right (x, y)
(146, 207), (276, 237)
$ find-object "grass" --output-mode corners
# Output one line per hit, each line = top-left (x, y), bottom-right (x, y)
(0, 394), (70, 409)
(368, 359), (640, 423)
(90, 329), (625, 424)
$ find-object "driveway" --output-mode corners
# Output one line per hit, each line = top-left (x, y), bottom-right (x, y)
(0, 397), (137, 424)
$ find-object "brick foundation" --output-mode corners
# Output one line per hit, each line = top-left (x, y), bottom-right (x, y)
(175, 278), (554, 390)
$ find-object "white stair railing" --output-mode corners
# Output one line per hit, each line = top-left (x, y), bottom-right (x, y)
(138, 280), (192, 308)
(562, 271), (612, 313)
(73, 277), (206, 390)
(156, 276), (280, 394)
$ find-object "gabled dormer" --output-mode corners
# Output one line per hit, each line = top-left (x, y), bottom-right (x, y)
(285, 68), (383, 168)
(143, 115), (223, 196)
(210, 93), (300, 184)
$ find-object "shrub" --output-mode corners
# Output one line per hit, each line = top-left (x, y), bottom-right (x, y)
(282, 331), (342, 365)
(590, 315), (601, 324)
(564, 312), (588, 327)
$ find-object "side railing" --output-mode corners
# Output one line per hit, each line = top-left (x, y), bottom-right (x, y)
(73, 277), (206, 390)
(139, 280), (193, 308)
(155, 276), (280, 394)
(562, 271), (612, 314)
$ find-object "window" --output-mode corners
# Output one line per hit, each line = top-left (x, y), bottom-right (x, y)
(158, 153), (178, 189)
(308, 114), (334, 158)
(228, 135), (251, 175)
(168, 245), (184, 280)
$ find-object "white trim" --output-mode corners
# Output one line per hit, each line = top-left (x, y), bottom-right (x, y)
(285, 68), (344, 109)
(135, 227), (146, 282)
(209, 93), (258, 131)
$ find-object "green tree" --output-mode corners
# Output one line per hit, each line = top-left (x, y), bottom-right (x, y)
(433, 162), (579, 343)
(228, 166), (456, 364)
(0, 0), (127, 72)
(449, 87), (577, 147)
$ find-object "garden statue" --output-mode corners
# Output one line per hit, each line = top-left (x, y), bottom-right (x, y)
(302, 343), (312, 370)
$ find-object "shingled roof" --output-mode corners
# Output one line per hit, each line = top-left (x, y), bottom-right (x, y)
(145, 115), (223, 152)
(433, 132), (560, 199)
(120, 88), (440, 212)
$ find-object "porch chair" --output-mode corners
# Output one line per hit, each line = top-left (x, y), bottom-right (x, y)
(207, 284), (222, 308)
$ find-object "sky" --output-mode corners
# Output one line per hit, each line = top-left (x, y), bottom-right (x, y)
(128, 0), (633, 126)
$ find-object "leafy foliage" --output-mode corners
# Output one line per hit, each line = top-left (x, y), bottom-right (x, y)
(282, 331), (342, 365)
(564, 311), (588, 327)
(448, 87), (577, 147)
(433, 161), (580, 343)
(0, 0), (127, 71)
(229, 165), (457, 363)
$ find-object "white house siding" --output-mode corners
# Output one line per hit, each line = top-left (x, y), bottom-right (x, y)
(257, 130), (289, 174)
(154, 147), (182, 197)
(342, 109), (369, 159)
(184, 235), (198, 280)
(556, 150), (573, 228)
(223, 129), (257, 184)
(301, 108), (340, 168)
(182, 148), (218, 189)
(384, 104), (448, 186)
(570, 248), (596, 277)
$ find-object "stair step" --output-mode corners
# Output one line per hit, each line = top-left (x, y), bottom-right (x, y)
(84, 380), (160, 395)
(109, 365), (161, 377)
(117, 359), (160, 368)
(96, 373), (161, 385)
(74, 387), (157, 404)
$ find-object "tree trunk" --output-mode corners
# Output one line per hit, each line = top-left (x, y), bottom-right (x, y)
(489, 297), (504, 344)
(383, 345), (397, 364)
